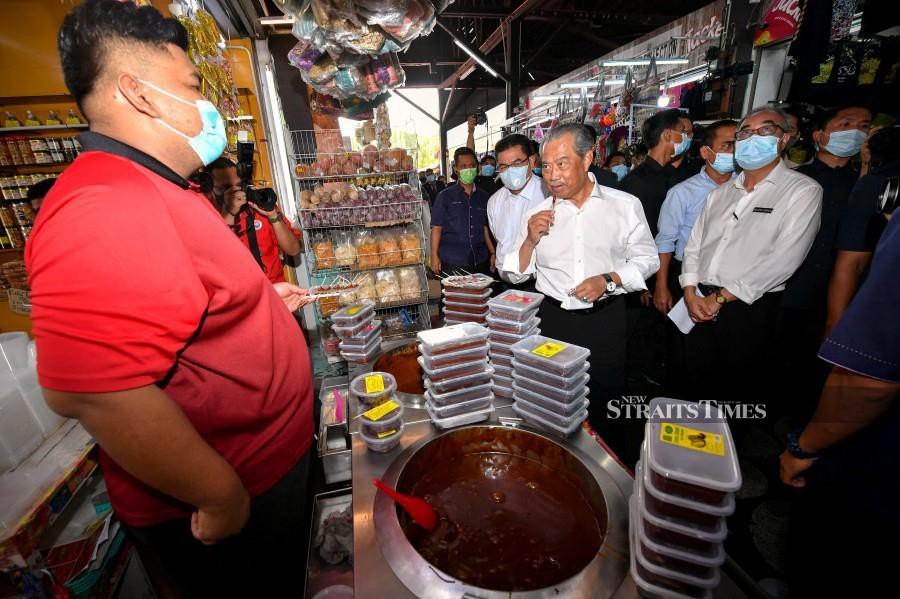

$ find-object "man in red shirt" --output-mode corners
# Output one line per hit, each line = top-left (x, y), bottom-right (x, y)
(209, 157), (301, 283)
(28, 1), (314, 595)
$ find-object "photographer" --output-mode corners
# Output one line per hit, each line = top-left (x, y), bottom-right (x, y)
(209, 157), (301, 284)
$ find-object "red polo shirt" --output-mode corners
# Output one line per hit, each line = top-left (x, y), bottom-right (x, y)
(232, 211), (300, 284)
(26, 133), (313, 528)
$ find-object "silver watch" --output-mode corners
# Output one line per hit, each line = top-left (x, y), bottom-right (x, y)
(602, 273), (617, 294)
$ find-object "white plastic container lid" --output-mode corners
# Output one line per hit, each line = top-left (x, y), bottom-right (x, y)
(642, 455), (735, 517)
(513, 394), (589, 429)
(417, 356), (489, 380)
(425, 394), (493, 419)
(488, 324), (541, 345)
(336, 319), (382, 346)
(418, 344), (489, 371)
(485, 313), (541, 334)
(644, 397), (741, 495)
(510, 335), (591, 376)
(513, 401), (586, 438)
(331, 299), (376, 326)
(350, 372), (397, 403)
(443, 288), (492, 302)
(359, 422), (404, 453)
(423, 381), (493, 407)
(425, 367), (495, 394)
(512, 370), (590, 403)
(426, 401), (493, 429)
(511, 382), (590, 416)
(632, 494), (727, 568)
(487, 289), (544, 318)
(417, 322), (490, 354)
(440, 273), (495, 292)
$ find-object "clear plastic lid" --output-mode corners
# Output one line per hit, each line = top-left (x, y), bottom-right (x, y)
(485, 313), (541, 334)
(339, 331), (381, 355)
(632, 493), (726, 569)
(443, 302), (490, 317)
(426, 394), (493, 419)
(488, 324), (540, 345)
(418, 344), (489, 371)
(511, 335), (591, 376)
(513, 401), (586, 437)
(513, 371), (589, 404)
(331, 299), (376, 327)
(489, 352), (513, 368)
(440, 273), (495, 292)
(487, 289), (544, 320)
(340, 335), (382, 364)
(493, 371), (514, 387)
(511, 358), (590, 389)
(513, 394), (589, 429)
(335, 320), (382, 347)
(359, 399), (404, 432)
(644, 397), (741, 495)
(423, 381), (493, 407)
(417, 323), (490, 355)
(488, 339), (515, 355)
(511, 383), (589, 416)
(350, 372), (397, 405)
(633, 516), (721, 590)
(332, 315), (377, 338)
(493, 364), (514, 380)
(425, 367), (495, 394)
(359, 423), (404, 453)
(443, 288), (492, 303)
(426, 401), (493, 429)
(642, 456), (735, 518)
(417, 356), (489, 381)
(493, 384), (515, 399)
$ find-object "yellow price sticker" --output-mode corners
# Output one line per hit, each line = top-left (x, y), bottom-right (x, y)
(45, 119), (62, 126)
(4, 120), (21, 128)
(532, 342), (566, 358)
(24, 120), (41, 127)
(377, 429), (398, 439)
(659, 423), (726, 457)
(363, 400), (399, 422)
(345, 305), (363, 316)
(364, 374), (385, 394)
(65, 117), (81, 125)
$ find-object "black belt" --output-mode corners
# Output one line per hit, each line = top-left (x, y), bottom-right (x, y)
(544, 294), (622, 315)
(698, 284), (722, 297)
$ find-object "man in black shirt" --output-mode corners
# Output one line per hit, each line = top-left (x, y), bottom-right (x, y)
(665, 115), (702, 185)
(475, 153), (499, 196)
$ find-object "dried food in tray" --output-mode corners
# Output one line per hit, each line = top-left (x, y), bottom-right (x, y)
(488, 324), (540, 346)
(493, 363), (513, 380)
(417, 322), (489, 355)
(332, 299), (376, 327)
(510, 335), (591, 377)
(512, 401), (586, 438)
(425, 394), (493, 419)
(426, 367), (494, 394)
(443, 308), (488, 323)
(641, 458), (734, 528)
(336, 320), (382, 347)
(489, 352), (513, 368)
(423, 381), (493, 407)
(512, 394), (589, 429)
(359, 399), (404, 436)
(442, 288), (492, 305)
(340, 335), (381, 363)
(418, 344), (489, 370)
(359, 423), (404, 453)
(487, 289), (544, 321)
(513, 371), (590, 404)
(417, 356), (489, 382)
(425, 401), (493, 429)
(511, 383), (590, 417)
(493, 383), (515, 400)
(442, 300), (490, 315)
(485, 313), (541, 334)
(512, 359), (591, 390)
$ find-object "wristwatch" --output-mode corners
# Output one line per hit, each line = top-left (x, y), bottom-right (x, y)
(715, 290), (726, 305)
(267, 214), (282, 224)
(786, 430), (819, 460)
(602, 273), (617, 294)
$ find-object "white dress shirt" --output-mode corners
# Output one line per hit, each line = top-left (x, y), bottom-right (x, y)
(487, 174), (547, 283)
(680, 160), (823, 304)
(504, 173), (660, 310)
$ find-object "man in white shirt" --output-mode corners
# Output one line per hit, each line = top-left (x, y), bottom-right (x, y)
(680, 106), (823, 410)
(507, 123), (658, 459)
(487, 134), (546, 289)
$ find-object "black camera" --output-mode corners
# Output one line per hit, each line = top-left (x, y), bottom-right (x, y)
(473, 107), (487, 126)
(236, 142), (278, 212)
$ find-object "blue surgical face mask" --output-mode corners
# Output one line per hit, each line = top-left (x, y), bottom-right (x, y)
(499, 164), (529, 191)
(139, 79), (227, 166)
(532, 167), (543, 177)
(823, 128), (867, 158)
(426, 175), (435, 183)
(672, 131), (691, 158)
(708, 151), (735, 174)
(480, 164), (496, 177)
(611, 164), (629, 181)
(735, 135), (781, 170)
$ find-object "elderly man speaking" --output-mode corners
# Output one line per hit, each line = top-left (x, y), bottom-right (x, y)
(505, 123), (658, 454)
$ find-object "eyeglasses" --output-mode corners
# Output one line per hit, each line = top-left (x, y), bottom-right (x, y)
(735, 124), (784, 141)
(496, 159), (529, 173)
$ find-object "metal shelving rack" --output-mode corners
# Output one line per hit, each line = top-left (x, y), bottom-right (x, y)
(289, 127), (431, 361)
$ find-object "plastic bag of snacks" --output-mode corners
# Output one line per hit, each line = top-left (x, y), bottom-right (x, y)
(397, 266), (421, 301)
(355, 272), (378, 302)
(399, 223), (422, 263)
(377, 228), (403, 266)
(313, 231), (336, 269)
(334, 230), (357, 267)
(355, 228), (380, 269)
(375, 269), (401, 304)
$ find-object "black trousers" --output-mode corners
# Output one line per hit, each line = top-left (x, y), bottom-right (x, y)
(128, 451), (312, 598)
(663, 259), (689, 397)
(775, 305), (831, 427)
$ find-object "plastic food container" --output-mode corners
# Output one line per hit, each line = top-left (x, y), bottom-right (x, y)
(513, 401), (587, 438)
(336, 320), (382, 347)
(642, 458), (735, 528)
(512, 358), (591, 389)
(425, 367), (495, 394)
(485, 313), (541, 334)
(488, 339), (515, 357)
(424, 381), (493, 407)
(417, 356), (490, 383)
(488, 324), (540, 346)
(444, 309), (489, 324)
(350, 372), (397, 406)
(426, 401), (493, 429)
(487, 289), (544, 321)
(493, 383), (515, 400)
(360, 423), (404, 453)
(644, 398), (741, 505)
(489, 352), (513, 368)
(513, 371), (590, 404)
(331, 300), (376, 327)
(635, 464), (727, 557)
(443, 288), (492, 305)
(426, 394), (493, 419)
(359, 400), (404, 436)
(513, 394), (589, 429)
(494, 370), (514, 388)
(441, 273), (495, 294)
(633, 522), (720, 592)
(332, 316), (376, 339)
(510, 336), (591, 377)
(419, 344), (489, 371)
(340, 335), (382, 364)
(417, 323), (490, 355)
(493, 363), (514, 379)
(511, 383), (590, 416)
(443, 298), (490, 314)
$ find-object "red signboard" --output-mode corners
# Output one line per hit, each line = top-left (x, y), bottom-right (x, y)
(754, 0), (802, 47)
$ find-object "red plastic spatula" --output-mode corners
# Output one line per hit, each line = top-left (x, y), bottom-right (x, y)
(372, 478), (438, 531)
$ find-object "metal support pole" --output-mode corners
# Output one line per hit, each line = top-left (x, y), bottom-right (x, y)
(505, 19), (521, 119)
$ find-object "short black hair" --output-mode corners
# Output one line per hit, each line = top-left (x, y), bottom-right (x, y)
(494, 134), (532, 158)
(189, 171), (214, 194)
(812, 105), (871, 132)
(641, 109), (684, 149)
(700, 119), (738, 146)
(603, 152), (627, 167)
(480, 154), (496, 164)
(633, 142), (648, 156)
(58, 0), (188, 110)
(530, 140), (540, 157)
(583, 125), (598, 142)
(453, 146), (477, 164)
(208, 157), (237, 172)
(425, 168), (434, 175)
(27, 178), (57, 200)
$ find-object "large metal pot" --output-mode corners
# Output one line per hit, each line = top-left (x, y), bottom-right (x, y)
(374, 424), (629, 598)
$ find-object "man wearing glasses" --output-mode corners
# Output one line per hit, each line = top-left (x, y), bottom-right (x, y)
(487, 134), (547, 289)
(679, 106), (823, 413)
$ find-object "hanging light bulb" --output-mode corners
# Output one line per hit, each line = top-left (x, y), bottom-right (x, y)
(657, 95), (671, 108)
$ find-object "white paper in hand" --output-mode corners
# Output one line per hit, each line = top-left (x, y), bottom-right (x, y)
(668, 288), (705, 335)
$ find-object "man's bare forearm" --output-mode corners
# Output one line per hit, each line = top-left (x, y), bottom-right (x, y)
(518, 239), (535, 273)
(272, 220), (301, 256)
(656, 252), (672, 289)
(45, 385), (245, 510)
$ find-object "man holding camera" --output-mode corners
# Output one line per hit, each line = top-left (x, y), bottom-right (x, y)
(210, 157), (301, 284)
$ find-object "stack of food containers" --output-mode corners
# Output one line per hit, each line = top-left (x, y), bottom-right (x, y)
(630, 397), (740, 598)
(332, 300), (382, 364)
(441, 274), (495, 325)
(485, 290), (543, 400)
(509, 335), (591, 436)
(417, 323), (494, 429)
(350, 371), (404, 453)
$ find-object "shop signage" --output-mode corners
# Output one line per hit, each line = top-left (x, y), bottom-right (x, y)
(754, 0), (801, 47)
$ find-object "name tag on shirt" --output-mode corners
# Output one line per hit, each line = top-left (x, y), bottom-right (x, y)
(752, 207), (774, 214)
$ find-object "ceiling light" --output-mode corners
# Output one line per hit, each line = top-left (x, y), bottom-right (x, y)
(601, 58), (689, 66)
(259, 16), (296, 26)
(454, 39), (499, 78)
(560, 79), (626, 89)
